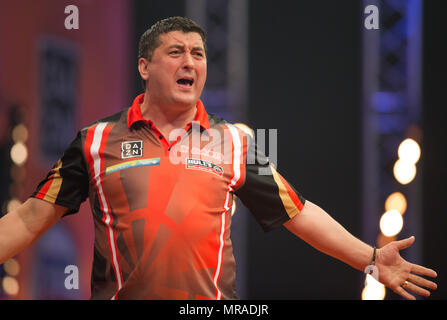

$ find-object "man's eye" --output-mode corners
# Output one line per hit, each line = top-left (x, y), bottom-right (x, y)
(169, 51), (180, 55)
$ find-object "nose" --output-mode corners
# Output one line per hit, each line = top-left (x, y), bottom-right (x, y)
(182, 52), (194, 69)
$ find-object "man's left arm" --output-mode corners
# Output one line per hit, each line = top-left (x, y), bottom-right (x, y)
(284, 200), (438, 299)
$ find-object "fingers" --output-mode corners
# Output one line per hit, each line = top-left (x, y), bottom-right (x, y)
(394, 285), (416, 300)
(411, 264), (438, 278)
(405, 280), (431, 297)
(408, 274), (438, 291)
(395, 273), (438, 300)
(394, 280), (426, 300)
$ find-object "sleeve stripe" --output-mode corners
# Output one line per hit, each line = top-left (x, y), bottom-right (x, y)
(277, 171), (305, 211)
(34, 159), (63, 203)
(271, 165), (303, 219)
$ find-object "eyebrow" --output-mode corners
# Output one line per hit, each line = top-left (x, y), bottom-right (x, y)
(167, 44), (205, 52)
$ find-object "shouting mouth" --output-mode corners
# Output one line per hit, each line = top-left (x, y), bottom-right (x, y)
(176, 77), (194, 89)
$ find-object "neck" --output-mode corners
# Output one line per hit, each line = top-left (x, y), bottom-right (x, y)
(139, 92), (198, 141)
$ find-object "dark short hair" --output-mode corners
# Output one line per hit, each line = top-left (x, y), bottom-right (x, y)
(138, 16), (207, 90)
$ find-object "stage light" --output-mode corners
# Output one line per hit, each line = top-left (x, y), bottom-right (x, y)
(362, 274), (386, 300)
(10, 142), (28, 166)
(398, 138), (420, 164)
(6, 198), (22, 213)
(393, 159), (416, 185)
(385, 192), (407, 215)
(3, 259), (20, 277)
(380, 210), (404, 237)
(2, 276), (19, 296)
(11, 124), (28, 143)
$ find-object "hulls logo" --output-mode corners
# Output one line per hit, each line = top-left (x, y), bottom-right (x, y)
(121, 140), (143, 159)
(186, 158), (224, 177)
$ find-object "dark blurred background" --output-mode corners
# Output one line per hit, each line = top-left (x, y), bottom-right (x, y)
(0, 0), (444, 300)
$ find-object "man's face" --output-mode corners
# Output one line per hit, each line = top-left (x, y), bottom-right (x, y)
(143, 31), (207, 108)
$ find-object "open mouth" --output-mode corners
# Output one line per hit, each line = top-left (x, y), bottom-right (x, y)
(176, 78), (194, 87)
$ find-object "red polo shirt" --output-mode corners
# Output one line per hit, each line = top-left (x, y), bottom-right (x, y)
(32, 94), (305, 300)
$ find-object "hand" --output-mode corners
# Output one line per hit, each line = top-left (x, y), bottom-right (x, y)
(375, 236), (438, 300)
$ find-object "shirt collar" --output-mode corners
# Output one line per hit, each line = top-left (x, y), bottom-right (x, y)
(127, 94), (210, 130)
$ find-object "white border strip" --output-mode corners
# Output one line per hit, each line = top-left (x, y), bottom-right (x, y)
(213, 125), (242, 300)
(90, 122), (123, 299)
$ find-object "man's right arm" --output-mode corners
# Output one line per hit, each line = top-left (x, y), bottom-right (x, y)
(0, 198), (66, 264)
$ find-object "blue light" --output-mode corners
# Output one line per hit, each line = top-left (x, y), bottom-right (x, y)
(371, 91), (406, 113)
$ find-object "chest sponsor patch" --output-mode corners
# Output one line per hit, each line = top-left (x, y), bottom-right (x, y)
(121, 140), (143, 159)
(186, 158), (224, 177)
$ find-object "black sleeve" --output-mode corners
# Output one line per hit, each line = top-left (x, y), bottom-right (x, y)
(31, 131), (89, 216)
(235, 134), (306, 232)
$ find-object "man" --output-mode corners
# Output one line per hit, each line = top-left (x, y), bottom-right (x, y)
(0, 17), (437, 300)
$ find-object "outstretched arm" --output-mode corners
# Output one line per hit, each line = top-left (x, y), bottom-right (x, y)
(284, 200), (437, 299)
(0, 198), (66, 264)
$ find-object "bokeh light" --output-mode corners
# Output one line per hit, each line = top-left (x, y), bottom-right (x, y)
(2, 276), (19, 296)
(385, 192), (407, 215)
(10, 142), (28, 166)
(393, 159), (416, 185)
(11, 124), (28, 143)
(6, 198), (22, 213)
(380, 210), (404, 237)
(4, 258), (20, 277)
(362, 274), (386, 300)
(398, 138), (421, 164)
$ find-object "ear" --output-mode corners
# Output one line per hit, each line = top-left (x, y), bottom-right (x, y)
(138, 57), (150, 82)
